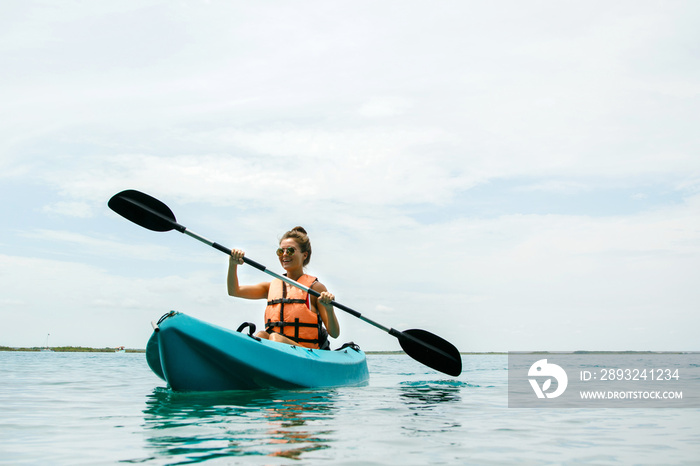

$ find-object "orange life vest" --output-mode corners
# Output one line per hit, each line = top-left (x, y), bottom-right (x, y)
(264, 275), (326, 349)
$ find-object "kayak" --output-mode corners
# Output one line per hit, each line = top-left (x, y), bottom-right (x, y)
(146, 311), (370, 391)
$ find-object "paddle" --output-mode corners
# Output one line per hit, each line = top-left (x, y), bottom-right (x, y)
(108, 189), (462, 376)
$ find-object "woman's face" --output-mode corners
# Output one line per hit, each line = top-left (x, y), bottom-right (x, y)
(278, 238), (306, 271)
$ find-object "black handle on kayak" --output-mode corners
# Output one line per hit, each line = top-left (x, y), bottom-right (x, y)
(108, 189), (462, 376)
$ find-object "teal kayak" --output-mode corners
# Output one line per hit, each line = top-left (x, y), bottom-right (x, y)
(146, 311), (370, 391)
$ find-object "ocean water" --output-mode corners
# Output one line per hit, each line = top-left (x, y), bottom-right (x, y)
(1, 351), (699, 465)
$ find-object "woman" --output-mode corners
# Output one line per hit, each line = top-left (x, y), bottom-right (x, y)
(227, 226), (339, 349)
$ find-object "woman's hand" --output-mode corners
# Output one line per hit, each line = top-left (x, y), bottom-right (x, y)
(230, 248), (245, 265)
(319, 291), (335, 307)
(315, 288), (339, 338)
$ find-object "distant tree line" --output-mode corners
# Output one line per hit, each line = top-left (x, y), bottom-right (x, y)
(0, 346), (144, 353)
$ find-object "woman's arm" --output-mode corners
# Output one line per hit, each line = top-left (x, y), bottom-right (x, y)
(227, 250), (269, 299)
(311, 282), (340, 339)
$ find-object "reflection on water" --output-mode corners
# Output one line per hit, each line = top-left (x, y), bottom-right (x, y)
(399, 380), (466, 408)
(398, 380), (469, 437)
(138, 380), (470, 462)
(141, 387), (337, 463)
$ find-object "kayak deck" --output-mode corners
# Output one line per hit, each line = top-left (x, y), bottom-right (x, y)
(147, 312), (369, 391)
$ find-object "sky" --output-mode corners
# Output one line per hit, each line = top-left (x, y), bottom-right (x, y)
(1, 0), (699, 352)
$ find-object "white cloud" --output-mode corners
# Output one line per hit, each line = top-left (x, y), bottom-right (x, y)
(0, 253), (248, 348)
(43, 201), (94, 218)
(19, 229), (173, 261)
(358, 97), (413, 118)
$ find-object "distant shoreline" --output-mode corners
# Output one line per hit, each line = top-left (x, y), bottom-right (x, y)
(1, 346), (696, 355)
(0, 346), (145, 353)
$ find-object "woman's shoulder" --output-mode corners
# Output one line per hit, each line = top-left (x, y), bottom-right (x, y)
(308, 277), (326, 292)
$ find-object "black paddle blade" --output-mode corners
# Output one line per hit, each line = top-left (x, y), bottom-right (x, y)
(108, 190), (182, 233)
(396, 329), (462, 376)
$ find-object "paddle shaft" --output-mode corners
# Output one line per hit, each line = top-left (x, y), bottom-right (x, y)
(183, 228), (392, 333)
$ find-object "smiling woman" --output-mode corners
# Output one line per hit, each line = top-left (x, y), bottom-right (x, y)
(228, 226), (339, 350)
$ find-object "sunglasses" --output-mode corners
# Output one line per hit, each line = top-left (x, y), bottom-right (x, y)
(276, 247), (297, 257)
